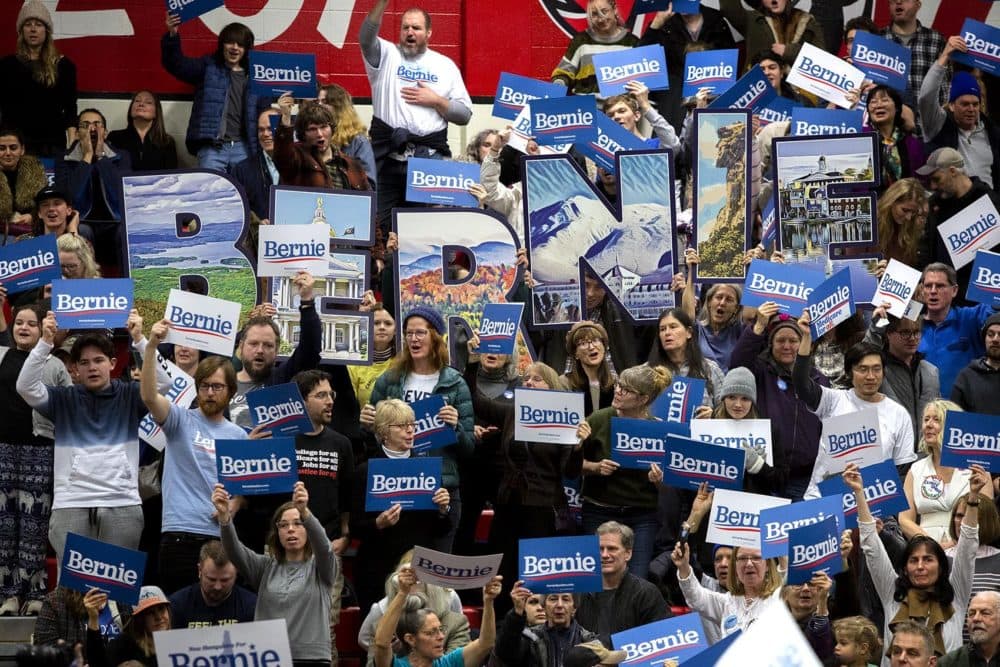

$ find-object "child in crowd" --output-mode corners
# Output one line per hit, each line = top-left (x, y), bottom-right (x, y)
(832, 616), (881, 667)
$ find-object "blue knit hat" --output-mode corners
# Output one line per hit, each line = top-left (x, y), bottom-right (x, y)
(404, 306), (445, 336)
(950, 71), (981, 103)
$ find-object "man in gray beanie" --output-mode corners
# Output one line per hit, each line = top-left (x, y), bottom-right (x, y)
(950, 313), (1000, 415)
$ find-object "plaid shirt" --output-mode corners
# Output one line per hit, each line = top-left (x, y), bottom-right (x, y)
(881, 21), (948, 127)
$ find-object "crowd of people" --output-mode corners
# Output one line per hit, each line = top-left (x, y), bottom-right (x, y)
(2, 0), (1000, 665)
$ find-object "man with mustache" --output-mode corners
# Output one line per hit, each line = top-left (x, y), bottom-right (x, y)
(939, 591), (1000, 666)
(950, 314), (1000, 415)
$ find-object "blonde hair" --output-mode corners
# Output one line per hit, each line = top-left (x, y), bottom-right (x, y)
(877, 178), (927, 266)
(57, 234), (101, 278)
(918, 399), (961, 456)
(727, 547), (782, 598)
(523, 362), (566, 391)
(17, 25), (61, 88)
(833, 616), (882, 663)
(617, 364), (672, 402)
(318, 83), (369, 148)
(374, 398), (415, 441)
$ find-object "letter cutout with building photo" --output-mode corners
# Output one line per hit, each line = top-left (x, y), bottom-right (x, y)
(523, 150), (679, 327)
(692, 110), (752, 284)
(123, 171), (258, 332)
(268, 185), (376, 365)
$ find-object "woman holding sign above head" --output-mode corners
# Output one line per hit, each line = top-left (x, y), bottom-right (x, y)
(214, 481), (336, 667)
(844, 460), (988, 663)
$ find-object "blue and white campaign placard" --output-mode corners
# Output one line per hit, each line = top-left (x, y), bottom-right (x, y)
(163, 289), (241, 357)
(246, 383), (313, 437)
(0, 234), (60, 295)
(709, 66), (777, 113)
(806, 268), (854, 339)
(60, 533), (146, 605)
(216, 437), (298, 495)
(758, 495), (844, 559)
(612, 613), (709, 667)
(690, 418), (773, 466)
(365, 457), (442, 511)
(707, 488), (790, 549)
(757, 96), (796, 127)
(405, 157), (480, 208)
(518, 535), (602, 594)
(52, 278), (133, 329)
(790, 108), (864, 136)
(817, 459), (907, 529)
(492, 72), (567, 122)
(575, 113), (648, 175)
(530, 95), (598, 147)
(610, 417), (691, 469)
(683, 49), (739, 97)
(509, 106), (571, 155)
(952, 19), (1000, 78)
(410, 395), (457, 455)
(850, 31), (911, 91)
(685, 631), (741, 667)
(940, 410), (1000, 471)
(479, 303), (523, 355)
(514, 388), (585, 445)
(166, 0), (224, 24)
(154, 620), (292, 667)
(649, 376), (706, 423)
(760, 196), (778, 249)
(820, 408), (883, 474)
(967, 250), (1000, 308)
(593, 45), (669, 98)
(742, 259), (825, 313)
(248, 51), (316, 98)
(412, 546), (503, 590)
(786, 42), (866, 109)
(874, 259), (923, 318)
(139, 353), (196, 452)
(937, 193), (1000, 269)
(257, 224), (329, 278)
(786, 516), (843, 585)
(660, 434), (746, 491)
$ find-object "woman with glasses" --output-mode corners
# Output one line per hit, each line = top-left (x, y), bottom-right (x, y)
(551, 0), (638, 95)
(563, 321), (617, 417)
(876, 178), (928, 267)
(579, 363), (672, 579)
(647, 307), (724, 413)
(215, 480), (336, 667)
(353, 399), (454, 615)
(864, 86), (925, 191)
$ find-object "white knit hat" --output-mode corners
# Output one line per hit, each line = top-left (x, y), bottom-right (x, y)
(17, 0), (53, 34)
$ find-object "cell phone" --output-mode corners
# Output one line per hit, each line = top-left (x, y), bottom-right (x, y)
(678, 526), (690, 547)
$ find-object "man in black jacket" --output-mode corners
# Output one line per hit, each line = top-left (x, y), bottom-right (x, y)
(496, 583), (600, 667)
(951, 313), (1000, 415)
(231, 108), (279, 257)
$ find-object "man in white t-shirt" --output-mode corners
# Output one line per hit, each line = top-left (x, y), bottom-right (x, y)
(791, 313), (917, 499)
(359, 0), (472, 231)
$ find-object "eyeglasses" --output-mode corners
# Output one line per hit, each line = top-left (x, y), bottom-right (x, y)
(419, 626), (447, 637)
(199, 382), (228, 393)
(391, 422), (417, 430)
(852, 365), (883, 377)
(404, 330), (429, 340)
(577, 338), (604, 349)
(614, 383), (636, 396)
(309, 390), (336, 400)
(736, 555), (763, 564)
(276, 520), (305, 530)
(61, 263), (81, 272)
(891, 330), (921, 340)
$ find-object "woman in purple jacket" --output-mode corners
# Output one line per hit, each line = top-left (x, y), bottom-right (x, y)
(865, 85), (926, 191)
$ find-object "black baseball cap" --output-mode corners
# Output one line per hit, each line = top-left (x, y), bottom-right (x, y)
(34, 186), (71, 206)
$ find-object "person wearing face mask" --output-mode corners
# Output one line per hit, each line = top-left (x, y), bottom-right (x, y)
(551, 0), (637, 95)
(718, 0), (824, 73)
(0, 300), (71, 617)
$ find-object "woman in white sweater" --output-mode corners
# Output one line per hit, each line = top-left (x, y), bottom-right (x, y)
(844, 461), (987, 665)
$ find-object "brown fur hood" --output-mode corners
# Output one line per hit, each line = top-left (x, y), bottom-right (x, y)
(762, 10), (813, 48)
(0, 155), (47, 218)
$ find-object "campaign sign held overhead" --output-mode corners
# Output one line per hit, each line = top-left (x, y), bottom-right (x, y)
(786, 43), (866, 109)
(594, 45), (669, 97)
(850, 31), (911, 90)
(409, 395), (457, 455)
(742, 259), (825, 313)
(951, 19), (1000, 77)
(790, 108), (864, 136)
(509, 106), (571, 155)
(514, 388), (585, 445)
(758, 495), (844, 559)
(690, 418), (773, 466)
(479, 303), (523, 355)
(216, 437), (298, 495)
(649, 376), (706, 423)
(660, 435), (745, 491)
(817, 459), (907, 529)
(875, 259), (923, 318)
(163, 288), (241, 357)
(246, 383), (313, 437)
(154, 620), (293, 667)
(683, 49), (739, 97)
(257, 224), (328, 278)
(575, 113), (648, 175)
(0, 234), (60, 295)
(708, 66), (777, 113)
(610, 417), (691, 470)
(492, 72), (567, 121)
(60, 533), (146, 605)
(52, 278), (133, 329)
(820, 407), (883, 474)
(405, 158), (480, 208)
(518, 535), (602, 594)
(937, 194), (1000, 269)
(166, 0), (224, 24)
(806, 268), (854, 339)
(706, 489), (790, 549)
(248, 51), (316, 97)
(760, 196), (778, 249)
(786, 516), (843, 585)
(412, 546), (503, 590)
(365, 457), (442, 511)
(967, 250), (1000, 308)
(940, 410), (1000, 472)
(530, 96), (598, 146)
(612, 613), (710, 667)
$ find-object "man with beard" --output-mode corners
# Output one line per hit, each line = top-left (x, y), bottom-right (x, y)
(168, 540), (256, 628)
(951, 314), (1000, 415)
(940, 591), (1000, 666)
(359, 0), (472, 232)
(496, 584), (600, 667)
(140, 318), (249, 595)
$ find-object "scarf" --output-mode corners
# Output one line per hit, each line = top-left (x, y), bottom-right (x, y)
(373, 346), (394, 363)
(889, 588), (952, 656)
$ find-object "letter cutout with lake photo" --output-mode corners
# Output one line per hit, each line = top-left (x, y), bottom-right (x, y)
(523, 150), (679, 327)
(123, 171), (258, 331)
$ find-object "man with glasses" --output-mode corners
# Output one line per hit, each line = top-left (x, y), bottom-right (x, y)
(951, 314), (1000, 415)
(864, 304), (941, 442)
(139, 318), (249, 595)
(231, 108), (280, 252)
